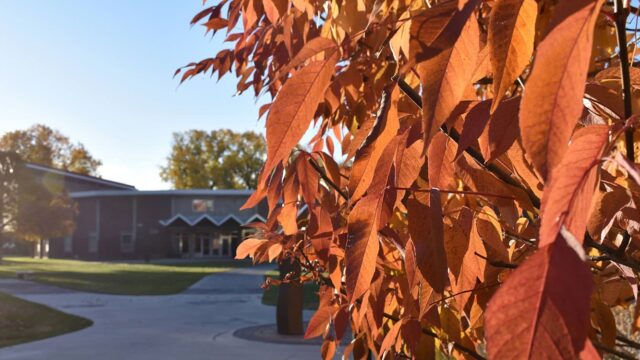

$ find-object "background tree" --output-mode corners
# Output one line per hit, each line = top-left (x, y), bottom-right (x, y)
(160, 129), (265, 189)
(0, 152), (75, 258)
(180, 0), (640, 359)
(0, 124), (102, 176)
(0, 152), (19, 234)
(14, 166), (76, 258)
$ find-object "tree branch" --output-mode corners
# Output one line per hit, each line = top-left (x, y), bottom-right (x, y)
(428, 282), (500, 306)
(584, 235), (640, 272)
(593, 341), (637, 360)
(307, 157), (348, 201)
(615, 334), (640, 350)
(395, 77), (541, 208)
(382, 312), (486, 360)
(474, 252), (518, 269)
(614, 0), (635, 256)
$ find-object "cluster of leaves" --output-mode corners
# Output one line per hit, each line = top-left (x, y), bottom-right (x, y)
(0, 124), (102, 176)
(182, 0), (640, 358)
(0, 151), (76, 243)
(160, 129), (265, 189)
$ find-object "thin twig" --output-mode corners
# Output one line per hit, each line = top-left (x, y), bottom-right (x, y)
(585, 235), (640, 272)
(428, 282), (500, 306)
(474, 252), (518, 269)
(613, 0), (635, 258)
(504, 230), (536, 246)
(307, 157), (348, 200)
(593, 341), (637, 360)
(589, 255), (611, 262)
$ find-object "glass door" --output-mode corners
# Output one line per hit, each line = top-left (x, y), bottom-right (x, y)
(200, 233), (210, 256)
(220, 234), (232, 257)
(211, 236), (221, 256)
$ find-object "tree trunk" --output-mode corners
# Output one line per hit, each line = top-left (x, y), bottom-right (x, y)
(276, 259), (303, 335)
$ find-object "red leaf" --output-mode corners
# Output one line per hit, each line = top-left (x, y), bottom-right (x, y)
(275, 37), (338, 80)
(349, 86), (400, 202)
(488, 0), (536, 112)
(418, 10), (480, 146)
(345, 136), (400, 303)
(428, 132), (458, 190)
(305, 304), (335, 339)
(479, 96), (521, 162)
(346, 195), (381, 303)
(485, 235), (593, 359)
(379, 320), (402, 358)
(539, 125), (609, 247)
(235, 239), (267, 260)
(296, 152), (320, 207)
(407, 189), (448, 293)
(519, 0), (605, 180)
(262, 51), (339, 179)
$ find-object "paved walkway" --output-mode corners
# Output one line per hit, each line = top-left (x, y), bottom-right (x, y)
(0, 266), (323, 360)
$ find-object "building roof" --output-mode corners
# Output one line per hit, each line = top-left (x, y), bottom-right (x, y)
(69, 189), (255, 198)
(25, 163), (135, 190)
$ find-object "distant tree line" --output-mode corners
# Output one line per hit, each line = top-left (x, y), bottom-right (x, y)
(160, 129), (265, 190)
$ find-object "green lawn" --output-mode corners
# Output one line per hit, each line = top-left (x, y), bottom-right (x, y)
(0, 257), (249, 295)
(261, 270), (320, 310)
(0, 291), (92, 348)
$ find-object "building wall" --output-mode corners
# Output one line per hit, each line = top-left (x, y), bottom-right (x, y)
(135, 196), (173, 258)
(50, 193), (264, 260)
(171, 195), (249, 217)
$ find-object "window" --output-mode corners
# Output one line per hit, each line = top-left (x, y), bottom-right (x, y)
(174, 232), (189, 254)
(88, 232), (98, 253)
(63, 236), (73, 253)
(211, 237), (221, 255)
(192, 199), (214, 213)
(199, 233), (211, 255)
(120, 232), (134, 252)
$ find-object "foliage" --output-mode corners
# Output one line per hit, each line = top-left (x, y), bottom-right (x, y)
(0, 151), (75, 244)
(0, 152), (20, 232)
(182, 0), (640, 358)
(160, 129), (265, 189)
(0, 124), (101, 176)
(13, 162), (76, 243)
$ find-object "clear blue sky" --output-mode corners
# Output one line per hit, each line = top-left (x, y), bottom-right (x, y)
(0, 1), (266, 190)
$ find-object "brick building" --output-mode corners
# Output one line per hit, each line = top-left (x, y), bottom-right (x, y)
(24, 163), (266, 260)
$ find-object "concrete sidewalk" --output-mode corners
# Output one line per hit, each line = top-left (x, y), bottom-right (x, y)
(0, 265), (325, 360)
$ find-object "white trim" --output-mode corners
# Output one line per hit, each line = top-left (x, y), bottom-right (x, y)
(159, 214), (191, 227)
(70, 189), (255, 198)
(25, 163), (134, 190)
(159, 213), (261, 227)
(244, 213), (267, 224)
(215, 214), (244, 226)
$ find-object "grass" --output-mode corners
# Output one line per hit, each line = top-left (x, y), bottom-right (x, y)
(0, 291), (92, 348)
(261, 270), (320, 310)
(0, 257), (250, 295)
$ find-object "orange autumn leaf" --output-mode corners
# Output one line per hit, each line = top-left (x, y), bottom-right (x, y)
(519, 0), (605, 180)
(263, 51), (339, 179)
(488, 0), (536, 113)
(539, 125), (610, 247)
(485, 235), (593, 359)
